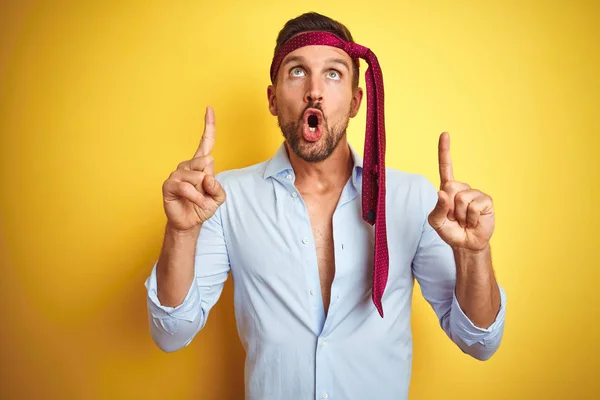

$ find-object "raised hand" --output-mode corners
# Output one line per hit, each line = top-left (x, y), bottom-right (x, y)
(427, 132), (495, 251)
(162, 106), (226, 232)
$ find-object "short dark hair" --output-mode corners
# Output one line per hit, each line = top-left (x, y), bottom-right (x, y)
(273, 12), (360, 89)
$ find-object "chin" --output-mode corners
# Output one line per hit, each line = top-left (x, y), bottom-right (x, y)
(279, 115), (346, 163)
(289, 135), (336, 163)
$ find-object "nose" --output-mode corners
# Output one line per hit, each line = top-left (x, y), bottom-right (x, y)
(304, 74), (324, 105)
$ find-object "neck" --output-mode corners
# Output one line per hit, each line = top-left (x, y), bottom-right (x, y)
(285, 137), (354, 194)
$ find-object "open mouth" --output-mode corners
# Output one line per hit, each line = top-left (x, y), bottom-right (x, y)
(308, 114), (319, 131)
(302, 109), (323, 142)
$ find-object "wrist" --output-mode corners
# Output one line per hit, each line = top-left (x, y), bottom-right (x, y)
(165, 222), (201, 239)
(453, 243), (492, 275)
(452, 243), (491, 257)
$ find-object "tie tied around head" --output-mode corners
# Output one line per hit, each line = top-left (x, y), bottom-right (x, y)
(270, 31), (389, 318)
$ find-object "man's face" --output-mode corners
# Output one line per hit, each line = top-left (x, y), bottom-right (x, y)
(268, 45), (363, 162)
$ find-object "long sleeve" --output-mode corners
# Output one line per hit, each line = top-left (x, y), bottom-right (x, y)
(145, 202), (231, 353)
(411, 177), (507, 361)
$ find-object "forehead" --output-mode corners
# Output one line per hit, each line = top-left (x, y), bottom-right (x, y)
(282, 45), (352, 67)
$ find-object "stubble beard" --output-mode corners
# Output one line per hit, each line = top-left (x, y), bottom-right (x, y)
(277, 104), (351, 163)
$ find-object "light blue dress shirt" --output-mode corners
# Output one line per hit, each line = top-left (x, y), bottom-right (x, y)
(145, 142), (507, 400)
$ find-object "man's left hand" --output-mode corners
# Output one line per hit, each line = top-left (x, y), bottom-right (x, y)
(428, 132), (495, 252)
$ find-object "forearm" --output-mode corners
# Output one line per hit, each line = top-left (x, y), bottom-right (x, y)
(156, 222), (201, 307)
(453, 244), (501, 329)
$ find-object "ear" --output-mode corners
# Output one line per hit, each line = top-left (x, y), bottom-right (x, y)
(267, 85), (277, 116)
(349, 87), (364, 118)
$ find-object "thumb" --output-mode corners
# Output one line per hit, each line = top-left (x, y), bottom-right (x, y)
(428, 191), (450, 230)
(203, 175), (226, 206)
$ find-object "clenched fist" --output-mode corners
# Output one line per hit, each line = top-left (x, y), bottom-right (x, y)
(162, 106), (226, 232)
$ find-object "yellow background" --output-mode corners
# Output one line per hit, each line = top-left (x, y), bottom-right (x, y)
(1, 0), (598, 399)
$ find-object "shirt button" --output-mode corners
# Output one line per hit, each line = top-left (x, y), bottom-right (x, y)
(291, 192), (297, 198)
(286, 174), (292, 180)
(321, 393), (328, 399)
(310, 289), (315, 295)
(322, 339), (328, 345)
(302, 238), (309, 244)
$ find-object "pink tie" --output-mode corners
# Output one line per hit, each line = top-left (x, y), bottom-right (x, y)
(270, 31), (389, 318)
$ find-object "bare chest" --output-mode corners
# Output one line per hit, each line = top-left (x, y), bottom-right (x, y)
(302, 193), (339, 313)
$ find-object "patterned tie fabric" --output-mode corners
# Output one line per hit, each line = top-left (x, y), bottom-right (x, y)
(270, 31), (389, 318)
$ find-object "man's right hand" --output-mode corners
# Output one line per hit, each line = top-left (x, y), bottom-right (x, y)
(162, 106), (226, 232)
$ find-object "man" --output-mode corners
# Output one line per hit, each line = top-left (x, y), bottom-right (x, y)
(145, 12), (506, 400)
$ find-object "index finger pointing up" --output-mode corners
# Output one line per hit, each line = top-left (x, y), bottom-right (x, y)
(194, 106), (216, 158)
(438, 132), (454, 185)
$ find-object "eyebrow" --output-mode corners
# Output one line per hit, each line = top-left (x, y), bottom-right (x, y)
(325, 57), (350, 71)
(281, 55), (351, 71)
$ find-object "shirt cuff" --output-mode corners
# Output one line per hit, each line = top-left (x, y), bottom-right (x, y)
(145, 262), (200, 323)
(450, 283), (507, 347)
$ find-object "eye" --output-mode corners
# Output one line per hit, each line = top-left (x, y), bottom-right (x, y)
(327, 70), (341, 80)
(290, 67), (305, 77)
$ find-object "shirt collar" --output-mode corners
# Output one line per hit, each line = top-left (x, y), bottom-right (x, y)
(263, 141), (364, 190)
(263, 142), (293, 179)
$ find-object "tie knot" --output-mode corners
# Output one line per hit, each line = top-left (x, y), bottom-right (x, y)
(344, 42), (370, 59)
